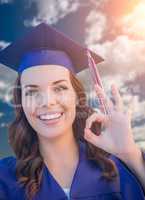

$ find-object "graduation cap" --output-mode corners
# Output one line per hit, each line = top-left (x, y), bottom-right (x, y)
(0, 23), (103, 74)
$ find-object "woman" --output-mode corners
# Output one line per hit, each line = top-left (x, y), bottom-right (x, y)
(0, 23), (144, 200)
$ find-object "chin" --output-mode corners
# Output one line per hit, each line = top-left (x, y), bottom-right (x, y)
(33, 126), (67, 140)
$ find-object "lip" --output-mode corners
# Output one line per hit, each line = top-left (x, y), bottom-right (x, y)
(37, 112), (64, 125)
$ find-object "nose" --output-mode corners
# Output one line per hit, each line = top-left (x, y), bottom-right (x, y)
(36, 90), (57, 108)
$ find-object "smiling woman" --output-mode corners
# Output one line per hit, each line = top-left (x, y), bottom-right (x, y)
(20, 65), (78, 139)
(9, 64), (107, 200)
(0, 23), (144, 200)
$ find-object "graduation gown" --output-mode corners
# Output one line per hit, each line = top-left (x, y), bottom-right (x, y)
(0, 142), (144, 200)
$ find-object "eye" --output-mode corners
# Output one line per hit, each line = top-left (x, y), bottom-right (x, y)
(25, 90), (38, 96)
(54, 85), (68, 92)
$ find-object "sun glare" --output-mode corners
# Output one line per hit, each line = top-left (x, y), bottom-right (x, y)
(122, 1), (145, 39)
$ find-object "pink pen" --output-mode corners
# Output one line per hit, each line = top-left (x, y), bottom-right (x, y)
(86, 50), (109, 115)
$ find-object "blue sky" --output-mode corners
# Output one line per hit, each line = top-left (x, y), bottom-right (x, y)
(0, 1), (36, 40)
(0, 0), (89, 45)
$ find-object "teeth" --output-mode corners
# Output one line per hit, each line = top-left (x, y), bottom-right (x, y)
(39, 113), (62, 120)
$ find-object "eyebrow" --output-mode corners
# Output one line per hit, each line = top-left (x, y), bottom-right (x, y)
(24, 79), (68, 89)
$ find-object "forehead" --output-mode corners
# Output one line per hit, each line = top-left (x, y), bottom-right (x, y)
(21, 65), (70, 86)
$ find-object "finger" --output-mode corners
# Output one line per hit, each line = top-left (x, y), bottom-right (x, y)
(95, 84), (113, 112)
(85, 112), (108, 129)
(111, 84), (123, 111)
(125, 104), (132, 118)
(104, 97), (114, 111)
(84, 128), (103, 148)
(95, 84), (106, 101)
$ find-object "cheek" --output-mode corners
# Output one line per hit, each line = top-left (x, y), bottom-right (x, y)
(22, 95), (37, 120)
(22, 104), (38, 132)
(60, 91), (77, 106)
(61, 92), (77, 120)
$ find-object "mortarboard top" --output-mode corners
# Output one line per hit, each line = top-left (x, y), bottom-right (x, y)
(0, 23), (103, 74)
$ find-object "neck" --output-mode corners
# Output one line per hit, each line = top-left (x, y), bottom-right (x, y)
(38, 130), (79, 167)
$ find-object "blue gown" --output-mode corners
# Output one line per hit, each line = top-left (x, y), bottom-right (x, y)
(0, 142), (144, 200)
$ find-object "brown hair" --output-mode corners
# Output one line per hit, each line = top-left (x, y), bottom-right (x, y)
(9, 72), (117, 199)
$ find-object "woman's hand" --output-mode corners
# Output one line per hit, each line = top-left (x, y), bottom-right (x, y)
(84, 84), (140, 159)
(84, 84), (145, 189)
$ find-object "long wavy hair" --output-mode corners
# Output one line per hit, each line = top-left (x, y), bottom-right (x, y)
(9, 71), (117, 199)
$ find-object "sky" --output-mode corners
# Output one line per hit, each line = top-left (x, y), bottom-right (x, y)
(0, 0), (145, 156)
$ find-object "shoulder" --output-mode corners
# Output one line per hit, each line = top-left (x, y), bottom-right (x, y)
(0, 156), (17, 185)
(80, 143), (144, 199)
(110, 153), (144, 184)
(110, 154), (145, 199)
(0, 156), (20, 200)
(0, 156), (16, 176)
(0, 156), (16, 166)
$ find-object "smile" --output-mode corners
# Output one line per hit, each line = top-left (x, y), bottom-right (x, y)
(37, 112), (64, 125)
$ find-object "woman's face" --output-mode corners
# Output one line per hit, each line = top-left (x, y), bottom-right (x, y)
(21, 65), (77, 140)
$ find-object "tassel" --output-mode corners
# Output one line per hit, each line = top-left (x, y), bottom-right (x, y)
(86, 49), (110, 115)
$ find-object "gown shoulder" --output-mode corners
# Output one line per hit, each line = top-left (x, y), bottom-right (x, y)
(110, 153), (145, 199)
(0, 156), (25, 200)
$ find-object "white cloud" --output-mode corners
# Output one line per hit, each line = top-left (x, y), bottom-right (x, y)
(0, 41), (10, 49)
(0, 64), (17, 81)
(87, 35), (145, 78)
(24, 0), (80, 26)
(0, 80), (9, 101)
(25, 0), (109, 27)
(0, 64), (16, 104)
(0, 80), (8, 89)
(84, 1), (145, 81)
(0, 113), (4, 118)
(0, 78), (15, 105)
(85, 10), (107, 44)
(133, 125), (145, 150)
(84, 0), (109, 8)
(0, 123), (8, 128)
